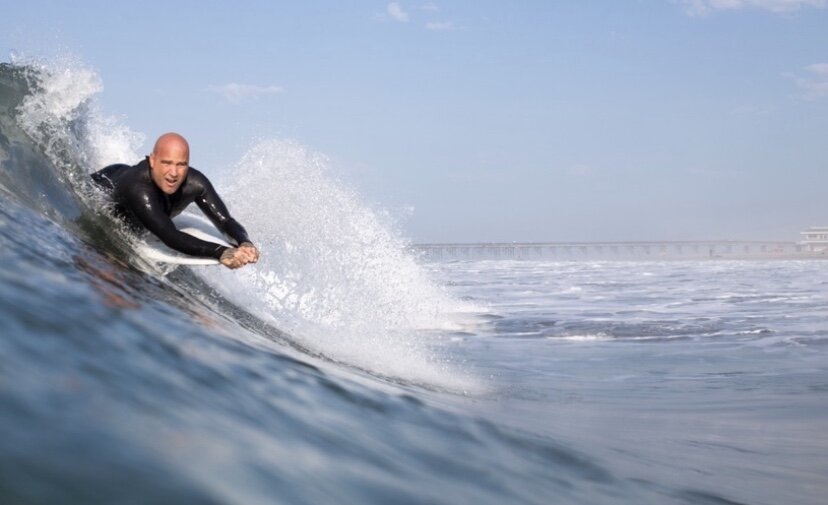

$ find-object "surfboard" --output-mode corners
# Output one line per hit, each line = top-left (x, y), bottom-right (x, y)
(138, 213), (232, 266)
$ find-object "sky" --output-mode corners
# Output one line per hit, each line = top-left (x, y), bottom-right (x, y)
(1, 0), (827, 243)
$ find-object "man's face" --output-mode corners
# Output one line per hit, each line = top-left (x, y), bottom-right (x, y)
(149, 142), (189, 195)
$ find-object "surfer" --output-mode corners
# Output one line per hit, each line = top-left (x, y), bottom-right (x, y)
(91, 133), (259, 269)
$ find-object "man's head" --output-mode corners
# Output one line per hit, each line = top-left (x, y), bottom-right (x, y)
(149, 133), (190, 194)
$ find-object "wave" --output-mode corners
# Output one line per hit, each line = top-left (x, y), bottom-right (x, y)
(0, 58), (479, 392)
(6, 58), (808, 505)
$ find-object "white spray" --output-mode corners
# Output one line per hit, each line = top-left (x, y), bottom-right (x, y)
(199, 139), (478, 389)
(14, 55), (143, 178)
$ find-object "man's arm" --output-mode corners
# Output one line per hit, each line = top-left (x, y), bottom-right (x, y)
(192, 173), (252, 246)
(189, 171), (259, 267)
(128, 192), (229, 259)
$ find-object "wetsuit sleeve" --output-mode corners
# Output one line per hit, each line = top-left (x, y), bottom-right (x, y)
(127, 192), (229, 259)
(90, 164), (130, 191)
(192, 174), (252, 246)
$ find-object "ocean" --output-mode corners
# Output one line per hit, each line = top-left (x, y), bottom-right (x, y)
(1, 61), (827, 505)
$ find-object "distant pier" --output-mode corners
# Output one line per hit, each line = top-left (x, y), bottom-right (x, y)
(411, 241), (820, 261)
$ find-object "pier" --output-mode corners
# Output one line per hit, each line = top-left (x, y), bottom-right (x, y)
(411, 240), (817, 261)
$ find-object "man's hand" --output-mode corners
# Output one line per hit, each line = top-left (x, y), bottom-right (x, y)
(219, 243), (260, 269)
(238, 242), (260, 264)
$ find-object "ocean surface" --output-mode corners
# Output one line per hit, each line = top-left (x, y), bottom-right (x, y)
(2, 61), (827, 505)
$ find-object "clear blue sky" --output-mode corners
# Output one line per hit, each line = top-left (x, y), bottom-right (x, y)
(2, 1), (827, 242)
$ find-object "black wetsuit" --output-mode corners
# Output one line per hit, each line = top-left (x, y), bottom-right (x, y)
(91, 157), (251, 259)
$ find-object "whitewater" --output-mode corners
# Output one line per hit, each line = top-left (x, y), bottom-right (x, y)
(1, 60), (827, 505)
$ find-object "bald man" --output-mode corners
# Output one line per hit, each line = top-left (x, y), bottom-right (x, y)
(91, 133), (259, 269)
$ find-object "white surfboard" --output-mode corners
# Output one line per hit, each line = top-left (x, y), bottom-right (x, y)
(138, 213), (232, 266)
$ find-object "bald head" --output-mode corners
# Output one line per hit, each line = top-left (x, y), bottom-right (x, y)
(149, 132), (191, 194)
(152, 132), (190, 157)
